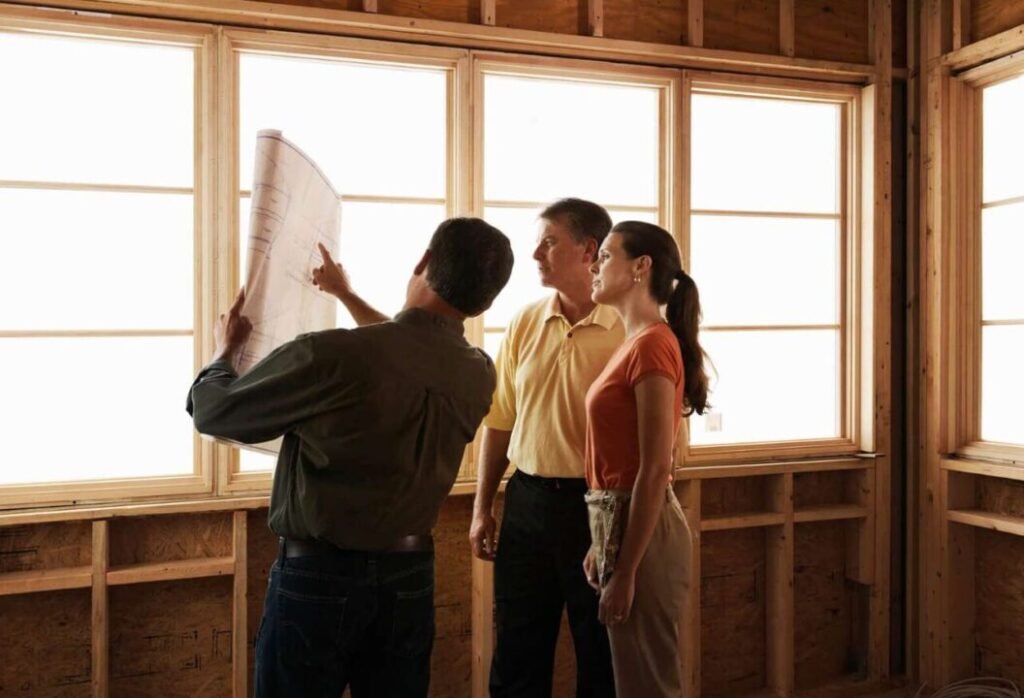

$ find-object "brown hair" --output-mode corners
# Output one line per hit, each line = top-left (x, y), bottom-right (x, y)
(612, 221), (710, 415)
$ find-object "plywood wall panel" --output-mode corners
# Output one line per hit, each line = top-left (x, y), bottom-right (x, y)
(704, 0), (781, 55)
(109, 513), (233, 566)
(109, 578), (233, 697)
(975, 529), (1024, 688)
(495, 0), (583, 34)
(701, 527), (767, 696)
(378, 0), (481, 24)
(604, 0), (688, 44)
(0, 522), (91, 573)
(0, 589), (91, 696)
(972, 0), (1024, 42)
(794, 0), (869, 63)
(794, 521), (860, 690)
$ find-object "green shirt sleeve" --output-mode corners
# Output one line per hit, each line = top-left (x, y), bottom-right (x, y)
(186, 334), (337, 444)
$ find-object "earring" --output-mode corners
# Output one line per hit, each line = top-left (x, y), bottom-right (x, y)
(633, 275), (641, 283)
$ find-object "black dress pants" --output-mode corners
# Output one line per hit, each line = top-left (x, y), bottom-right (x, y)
(489, 470), (616, 698)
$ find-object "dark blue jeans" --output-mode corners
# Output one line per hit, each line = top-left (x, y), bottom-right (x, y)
(489, 471), (616, 697)
(254, 544), (435, 698)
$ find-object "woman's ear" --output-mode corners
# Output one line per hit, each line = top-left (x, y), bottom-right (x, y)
(636, 254), (653, 276)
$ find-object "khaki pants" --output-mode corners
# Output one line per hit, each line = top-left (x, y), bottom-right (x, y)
(602, 488), (690, 698)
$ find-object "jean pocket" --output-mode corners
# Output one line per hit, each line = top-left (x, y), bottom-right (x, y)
(276, 585), (350, 670)
(388, 584), (435, 658)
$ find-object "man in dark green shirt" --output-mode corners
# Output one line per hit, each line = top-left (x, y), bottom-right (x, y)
(187, 217), (513, 698)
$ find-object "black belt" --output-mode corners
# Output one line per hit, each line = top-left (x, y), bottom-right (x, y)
(516, 470), (588, 493)
(280, 535), (433, 557)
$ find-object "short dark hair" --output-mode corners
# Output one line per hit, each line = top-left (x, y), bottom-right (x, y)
(426, 217), (514, 317)
(540, 198), (612, 253)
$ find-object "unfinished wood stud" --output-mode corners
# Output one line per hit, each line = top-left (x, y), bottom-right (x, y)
(481, 0), (496, 26)
(91, 520), (109, 698)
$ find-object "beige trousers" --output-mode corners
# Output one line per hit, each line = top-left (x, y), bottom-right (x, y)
(606, 488), (689, 698)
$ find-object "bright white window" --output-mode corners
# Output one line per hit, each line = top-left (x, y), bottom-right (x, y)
(688, 91), (843, 446)
(0, 31), (196, 484)
(980, 76), (1024, 446)
(480, 71), (663, 354)
(237, 52), (450, 471)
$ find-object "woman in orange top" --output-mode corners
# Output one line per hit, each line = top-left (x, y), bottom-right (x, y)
(583, 221), (710, 697)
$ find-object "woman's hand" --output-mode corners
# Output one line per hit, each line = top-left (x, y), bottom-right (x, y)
(598, 570), (636, 626)
(583, 547), (600, 592)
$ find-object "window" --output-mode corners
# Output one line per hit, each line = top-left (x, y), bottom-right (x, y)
(477, 60), (671, 358)
(0, 27), (202, 493)
(232, 36), (456, 473)
(685, 79), (856, 455)
(980, 74), (1024, 446)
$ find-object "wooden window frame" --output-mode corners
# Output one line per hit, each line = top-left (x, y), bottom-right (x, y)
(0, 5), (891, 509)
(458, 52), (679, 483)
(679, 72), (867, 466)
(946, 55), (1024, 465)
(0, 10), (219, 509)
(217, 29), (469, 494)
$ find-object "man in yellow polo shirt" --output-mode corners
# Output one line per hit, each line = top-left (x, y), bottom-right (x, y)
(470, 198), (624, 697)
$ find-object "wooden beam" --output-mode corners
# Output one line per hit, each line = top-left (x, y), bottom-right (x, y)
(943, 456), (1024, 481)
(944, 23), (1024, 71)
(0, 566), (92, 596)
(676, 480), (701, 697)
(793, 504), (869, 523)
(952, 0), (971, 50)
(232, 511), (248, 698)
(867, 0), (894, 683)
(947, 509), (1024, 537)
(362, 0), (377, 12)
(942, 471), (976, 682)
(480, 0), (495, 26)
(780, 0), (795, 57)
(470, 556), (494, 698)
(91, 520), (109, 698)
(700, 512), (786, 531)
(1, 1), (877, 83)
(675, 457), (869, 481)
(766, 474), (794, 696)
(687, 0), (703, 48)
(845, 466), (876, 585)
(0, 496), (269, 526)
(587, 0), (603, 37)
(106, 557), (235, 585)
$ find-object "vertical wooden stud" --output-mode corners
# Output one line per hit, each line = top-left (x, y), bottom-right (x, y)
(687, 0), (703, 47)
(766, 474), (794, 696)
(91, 520), (109, 698)
(481, 0), (496, 26)
(232, 511), (248, 698)
(780, 0), (796, 57)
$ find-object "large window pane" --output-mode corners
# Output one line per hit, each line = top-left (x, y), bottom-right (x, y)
(982, 203), (1024, 321)
(690, 330), (840, 445)
(691, 94), (840, 214)
(0, 336), (194, 484)
(981, 325), (1024, 445)
(0, 32), (193, 187)
(982, 75), (1024, 203)
(691, 216), (839, 326)
(333, 202), (444, 324)
(240, 450), (277, 473)
(482, 207), (547, 328)
(0, 190), (193, 331)
(239, 54), (446, 198)
(483, 74), (659, 206)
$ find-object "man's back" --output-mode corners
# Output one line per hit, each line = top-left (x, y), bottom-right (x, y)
(270, 309), (494, 549)
(190, 308), (494, 549)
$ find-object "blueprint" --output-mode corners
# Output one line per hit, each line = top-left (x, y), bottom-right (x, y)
(238, 129), (341, 375)
(231, 130), (341, 456)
